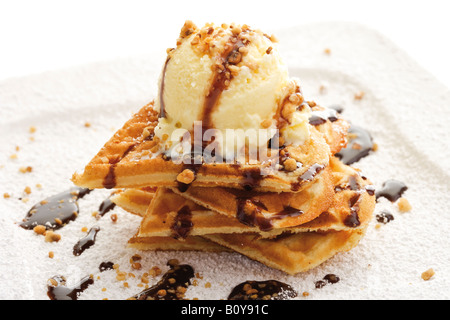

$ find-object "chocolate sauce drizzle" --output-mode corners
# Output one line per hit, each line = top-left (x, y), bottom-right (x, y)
(47, 275), (94, 300)
(291, 164), (325, 191)
(131, 260), (194, 300)
(344, 193), (362, 228)
(309, 108), (339, 126)
(376, 210), (395, 224)
(73, 226), (100, 256)
(103, 143), (136, 189)
(158, 57), (170, 119)
(236, 198), (272, 231)
(171, 206), (194, 239)
(334, 175), (374, 228)
(315, 274), (340, 289)
(20, 187), (91, 230)
(242, 168), (264, 191)
(228, 280), (297, 300)
(201, 36), (246, 131)
(98, 197), (116, 218)
(236, 197), (303, 232)
(176, 160), (202, 193)
(99, 261), (115, 272)
(336, 125), (373, 165)
(375, 179), (408, 202)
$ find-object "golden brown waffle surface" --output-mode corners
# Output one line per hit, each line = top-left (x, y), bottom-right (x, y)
(72, 102), (349, 193)
(112, 157), (375, 275)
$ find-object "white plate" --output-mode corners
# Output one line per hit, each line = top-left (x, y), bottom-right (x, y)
(1, 22), (450, 300)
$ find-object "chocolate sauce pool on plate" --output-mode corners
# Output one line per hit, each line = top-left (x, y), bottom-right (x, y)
(73, 226), (100, 256)
(375, 179), (408, 202)
(132, 260), (194, 300)
(228, 280), (297, 300)
(47, 275), (94, 300)
(336, 125), (373, 165)
(20, 187), (91, 230)
(98, 197), (116, 218)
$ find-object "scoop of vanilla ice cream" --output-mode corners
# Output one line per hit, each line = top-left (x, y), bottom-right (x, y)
(153, 21), (310, 160)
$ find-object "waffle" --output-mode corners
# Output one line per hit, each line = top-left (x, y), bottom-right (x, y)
(203, 229), (367, 275)
(72, 102), (349, 193)
(128, 235), (229, 252)
(122, 157), (373, 239)
(115, 157), (374, 274)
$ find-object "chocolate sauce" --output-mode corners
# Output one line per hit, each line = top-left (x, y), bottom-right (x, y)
(158, 57), (170, 119)
(236, 198), (302, 232)
(228, 280), (297, 300)
(273, 206), (303, 220)
(309, 108), (339, 126)
(236, 198), (272, 231)
(299, 164), (325, 183)
(201, 36), (246, 131)
(336, 125), (373, 165)
(376, 210), (395, 224)
(73, 226), (100, 256)
(344, 193), (362, 228)
(315, 274), (340, 289)
(103, 144), (136, 189)
(242, 168), (264, 191)
(291, 164), (324, 191)
(132, 260), (194, 300)
(365, 185), (376, 196)
(20, 187), (91, 230)
(99, 261), (115, 272)
(171, 206), (193, 239)
(375, 179), (408, 202)
(98, 197), (116, 218)
(329, 104), (344, 114)
(47, 275), (94, 300)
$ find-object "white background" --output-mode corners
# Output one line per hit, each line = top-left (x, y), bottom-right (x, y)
(1, 0), (449, 88)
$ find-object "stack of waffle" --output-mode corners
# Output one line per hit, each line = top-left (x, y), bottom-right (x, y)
(72, 101), (376, 275)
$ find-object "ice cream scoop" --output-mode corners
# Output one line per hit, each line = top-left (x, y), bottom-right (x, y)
(153, 21), (311, 161)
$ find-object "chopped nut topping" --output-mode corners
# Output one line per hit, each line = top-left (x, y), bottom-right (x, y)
(145, 267), (159, 279)
(283, 158), (298, 172)
(177, 169), (196, 185)
(421, 268), (435, 281)
(33, 225), (46, 235)
(19, 166), (33, 174)
(324, 48), (331, 55)
(29, 126), (37, 134)
(48, 251), (54, 259)
(397, 198), (412, 213)
(354, 91), (365, 100)
(110, 213), (118, 223)
(281, 102), (297, 122)
(131, 254), (142, 262)
(44, 231), (61, 243)
(157, 289), (167, 297)
(3, 193), (10, 199)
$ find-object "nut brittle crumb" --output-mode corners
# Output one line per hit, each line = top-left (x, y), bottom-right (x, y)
(421, 268), (435, 281)
(397, 197), (412, 213)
